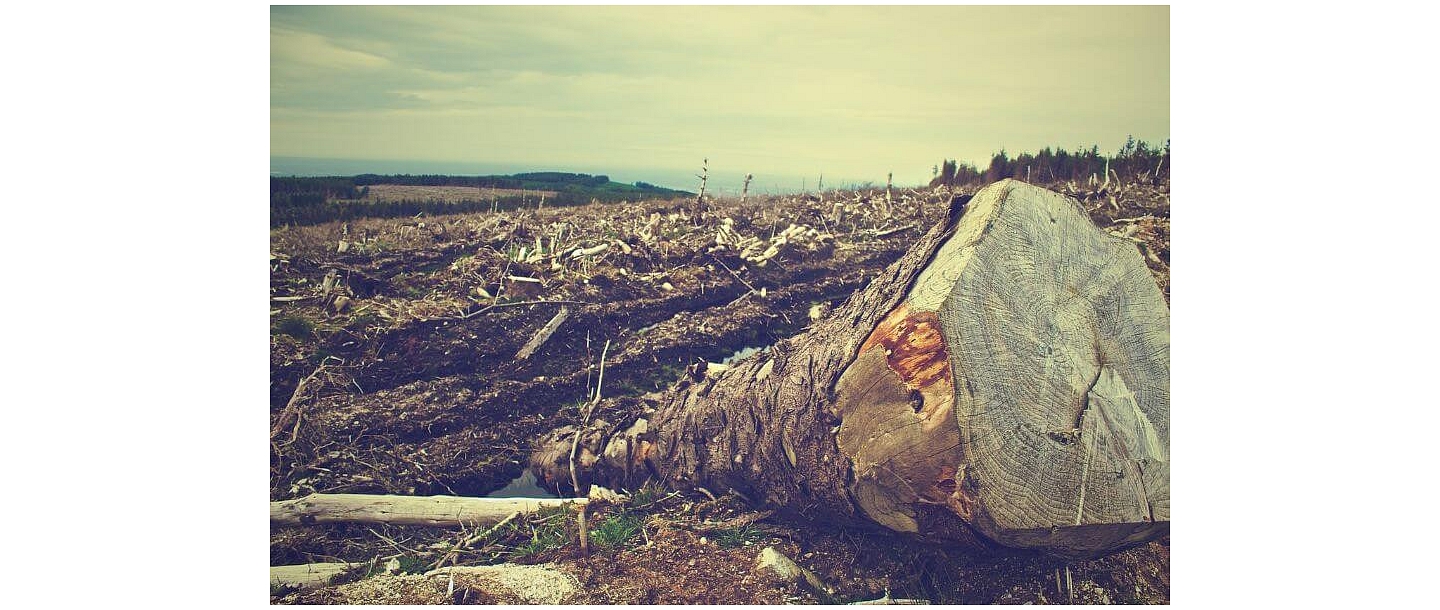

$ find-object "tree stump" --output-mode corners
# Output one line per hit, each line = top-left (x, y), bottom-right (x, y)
(532, 180), (1169, 558)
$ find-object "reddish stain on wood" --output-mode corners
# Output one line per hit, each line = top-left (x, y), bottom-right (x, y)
(859, 303), (955, 415)
(847, 302), (970, 523)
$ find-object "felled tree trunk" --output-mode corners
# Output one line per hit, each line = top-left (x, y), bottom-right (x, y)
(531, 180), (1170, 558)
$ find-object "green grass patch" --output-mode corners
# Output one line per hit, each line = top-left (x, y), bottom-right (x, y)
(395, 555), (430, 574)
(590, 510), (644, 549)
(508, 505), (575, 559)
(627, 481), (670, 508)
(713, 523), (768, 548)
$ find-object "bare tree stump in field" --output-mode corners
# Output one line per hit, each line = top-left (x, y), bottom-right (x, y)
(532, 180), (1169, 558)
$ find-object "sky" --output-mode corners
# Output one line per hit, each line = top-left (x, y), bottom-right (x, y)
(271, 5), (1168, 190)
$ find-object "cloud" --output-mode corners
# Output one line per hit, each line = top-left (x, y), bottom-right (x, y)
(271, 5), (1168, 185)
(270, 26), (389, 75)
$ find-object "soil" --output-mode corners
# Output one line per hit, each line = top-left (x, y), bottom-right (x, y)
(270, 179), (1171, 604)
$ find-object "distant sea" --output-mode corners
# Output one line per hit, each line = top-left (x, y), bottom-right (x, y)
(270, 156), (898, 197)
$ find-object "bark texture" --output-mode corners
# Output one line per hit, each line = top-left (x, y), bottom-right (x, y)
(531, 180), (1169, 558)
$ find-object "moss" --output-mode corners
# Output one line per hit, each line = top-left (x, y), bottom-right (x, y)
(274, 315), (317, 340)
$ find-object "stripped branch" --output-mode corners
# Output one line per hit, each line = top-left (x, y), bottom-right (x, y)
(271, 359), (333, 444)
(271, 493), (584, 528)
(516, 306), (571, 360)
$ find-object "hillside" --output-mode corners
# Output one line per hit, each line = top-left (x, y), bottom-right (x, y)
(271, 171), (693, 227)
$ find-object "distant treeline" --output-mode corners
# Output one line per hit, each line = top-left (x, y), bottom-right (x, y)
(349, 171), (614, 189)
(271, 172), (691, 227)
(929, 137), (1170, 188)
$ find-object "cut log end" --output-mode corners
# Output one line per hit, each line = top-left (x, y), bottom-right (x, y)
(836, 179), (1169, 557)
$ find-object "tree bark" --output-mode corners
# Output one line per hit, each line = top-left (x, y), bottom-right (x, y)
(531, 180), (1169, 558)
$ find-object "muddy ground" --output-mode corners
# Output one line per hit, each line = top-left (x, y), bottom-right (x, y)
(269, 179), (1171, 604)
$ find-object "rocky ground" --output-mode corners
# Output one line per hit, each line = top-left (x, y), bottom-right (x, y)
(269, 178), (1171, 604)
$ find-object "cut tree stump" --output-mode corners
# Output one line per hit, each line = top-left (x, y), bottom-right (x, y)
(531, 180), (1169, 558)
(270, 493), (583, 528)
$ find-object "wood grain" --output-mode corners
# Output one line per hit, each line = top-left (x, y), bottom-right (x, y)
(935, 180), (1169, 556)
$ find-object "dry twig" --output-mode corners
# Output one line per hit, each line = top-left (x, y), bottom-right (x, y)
(429, 299), (587, 322)
(271, 359), (335, 445)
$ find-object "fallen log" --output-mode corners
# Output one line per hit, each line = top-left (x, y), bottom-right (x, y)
(271, 562), (356, 592)
(270, 493), (584, 528)
(532, 180), (1169, 558)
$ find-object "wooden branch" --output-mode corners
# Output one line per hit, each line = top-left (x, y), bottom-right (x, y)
(870, 224), (916, 238)
(515, 306), (571, 360)
(568, 243), (609, 259)
(432, 299), (588, 322)
(885, 172), (894, 216)
(695, 158), (708, 205)
(570, 340), (612, 497)
(431, 510), (521, 570)
(709, 255), (757, 294)
(851, 593), (929, 605)
(270, 493), (584, 528)
(270, 361), (330, 444)
(271, 562), (356, 592)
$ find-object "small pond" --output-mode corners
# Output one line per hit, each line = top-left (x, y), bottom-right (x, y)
(722, 344), (769, 365)
(486, 469), (558, 498)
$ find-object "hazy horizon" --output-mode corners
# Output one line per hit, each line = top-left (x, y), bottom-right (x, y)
(268, 155), (912, 195)
(272, 5), (1169, 188)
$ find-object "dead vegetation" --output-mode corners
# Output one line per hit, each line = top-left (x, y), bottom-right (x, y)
(351, 184), (558, 204)
(270, 178), (1170, 604)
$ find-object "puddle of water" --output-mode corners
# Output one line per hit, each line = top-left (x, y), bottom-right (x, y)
(722, 345), (768, 365)
(486, 469), (559, 498)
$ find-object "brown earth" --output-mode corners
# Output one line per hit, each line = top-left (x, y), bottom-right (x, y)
(270, 179), (1171, 604)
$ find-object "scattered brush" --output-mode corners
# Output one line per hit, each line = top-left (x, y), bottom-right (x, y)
(508, 505), (576, 560)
